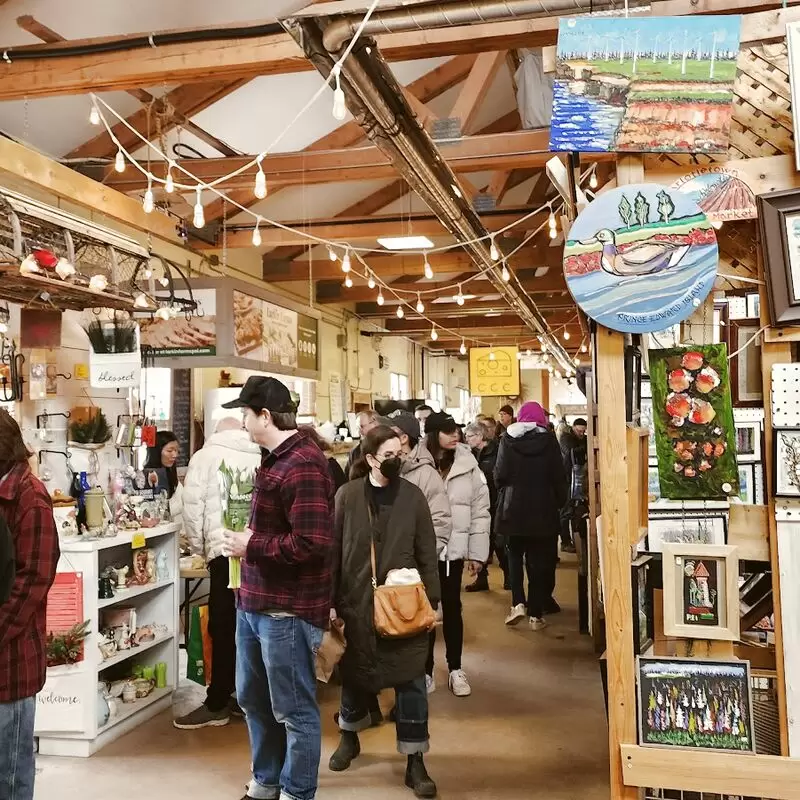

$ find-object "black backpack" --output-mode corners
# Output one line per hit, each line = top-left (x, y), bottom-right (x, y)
(0, 513), (14, 604)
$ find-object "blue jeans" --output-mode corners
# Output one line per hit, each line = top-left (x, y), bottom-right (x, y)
(0, 696), (36, 800)
(236, 612), (324, 800)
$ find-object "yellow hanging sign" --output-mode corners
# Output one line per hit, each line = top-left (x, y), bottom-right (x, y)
(468, 346), (520, 397)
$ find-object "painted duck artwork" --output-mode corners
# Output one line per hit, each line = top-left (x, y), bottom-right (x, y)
(564, 183), (718, 333)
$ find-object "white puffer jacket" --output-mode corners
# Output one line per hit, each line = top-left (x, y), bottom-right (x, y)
(183, 429), (262, 562)
(439, 442), (490, 563)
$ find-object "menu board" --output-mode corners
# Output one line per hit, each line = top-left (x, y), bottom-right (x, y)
(171, 369), (192, 467)
(297, 313), (318, 370)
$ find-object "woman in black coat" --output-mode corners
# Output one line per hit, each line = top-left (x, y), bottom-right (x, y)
(494, 402), (567, 631)
(330, 425), (440, 798)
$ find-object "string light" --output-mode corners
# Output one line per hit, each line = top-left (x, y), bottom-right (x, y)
(430, 325), (438, 341)
(516, 350), (522, 360)
(549, 226), (558, 240)
(563, 330), (571, 341)
(396, 305), (404, 318)
(254, 160), (267, 200)
(367, 272), (376, 289)
(252, 220), (262, 247)
(142, 180), (154, 214)
(165, 162), (175, 194)
(526, 349), (531, 356)
(331, 65), (347, 121)
(574, 356), (581, 366)
(328, 246), (338, 262)
(416, 294), (425, 314)
(548, 210), (557, 230)
(460, 340), (467, 355)
(489, 349), (496, 361)
(555, 369), (562, 379)
(193, 187), (205, 229)
(455, 284), (464, 306)
(581, 342), (588, 353)
(489, 236), (500, 261)
(423, 253), (433, 280)
(344, 274), (353, 288)
(341, 250), (351, 273)
(501, 262), (510, 282)
(541, 341), (547, 352)
(89, 105), (100, 125)
(377, 290), (385, 306)
(114, 149), (125, 173)
(589, 172), (598, 189)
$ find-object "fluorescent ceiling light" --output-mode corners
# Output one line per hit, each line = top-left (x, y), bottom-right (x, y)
(484, 312), (502, 317)
(377, 235), (435, 250)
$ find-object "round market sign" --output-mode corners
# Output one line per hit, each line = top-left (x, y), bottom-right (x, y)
(563, 183), (718, 334)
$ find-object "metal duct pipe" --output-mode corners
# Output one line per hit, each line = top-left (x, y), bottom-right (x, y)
(321, 0), (647, 52)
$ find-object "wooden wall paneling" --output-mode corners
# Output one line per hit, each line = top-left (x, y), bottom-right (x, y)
(727, 504), (770, 561)
(776, 520), (800, 754)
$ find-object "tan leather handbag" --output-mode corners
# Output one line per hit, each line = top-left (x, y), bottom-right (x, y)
(371, 541), (435, 639)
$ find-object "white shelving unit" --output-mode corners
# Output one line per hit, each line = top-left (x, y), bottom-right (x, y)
(36, 522), (180, 757)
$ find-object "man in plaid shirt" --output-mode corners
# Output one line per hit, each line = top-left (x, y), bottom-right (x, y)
(0, 411), (59, 800)
(221, 377), (334, 800)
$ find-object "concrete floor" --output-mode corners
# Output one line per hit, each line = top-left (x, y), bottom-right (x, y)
(34, 558), (609, 800)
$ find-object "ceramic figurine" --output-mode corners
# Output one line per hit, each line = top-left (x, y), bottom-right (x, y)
(134, 624), (155, 645)
(121, 681), (136, 703)
(97, 631), (117, 660)
(116, 622), (131, 650)
(156, 551), (169, 581)
(97, 683), (111, 727)
(113, 565), (129, 590)
(129, 548), (150, 586)
(145, 549), (156, 583)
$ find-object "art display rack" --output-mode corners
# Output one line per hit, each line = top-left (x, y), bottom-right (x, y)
(35, 523), (180, 757)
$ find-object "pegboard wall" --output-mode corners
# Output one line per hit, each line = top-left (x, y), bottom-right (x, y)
(771, 364), (800, 427)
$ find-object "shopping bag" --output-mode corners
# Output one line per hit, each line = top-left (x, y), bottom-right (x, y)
(199, 604), (212, 686)
(315, 618), (346, 683)
(186, 604), (207, 686)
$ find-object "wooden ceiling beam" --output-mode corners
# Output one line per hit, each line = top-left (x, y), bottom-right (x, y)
(449, 50), (507, 136)
(355, 295), (573, 317)
(384, 312), (576, 332)
(0, 1), (786, 99)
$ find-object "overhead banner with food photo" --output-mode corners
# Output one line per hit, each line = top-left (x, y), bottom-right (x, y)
(139, 289), (217, 356)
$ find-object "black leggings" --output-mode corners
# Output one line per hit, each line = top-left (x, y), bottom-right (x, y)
(507, 537), (558, 619)
(426, 560), (464, 674)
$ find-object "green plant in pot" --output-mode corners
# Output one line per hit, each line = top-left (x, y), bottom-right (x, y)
(69, 410), (112, 445)
(82, 313), (138, 354)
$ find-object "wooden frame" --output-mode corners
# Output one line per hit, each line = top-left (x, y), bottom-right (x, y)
(631, 555), (655, 656)
(773, 427), (800, 497)
(662, 543), (740, 641)
(728, 318), (764, 407)
(734, 419), (762, 463)
(643, 512), (727, 553)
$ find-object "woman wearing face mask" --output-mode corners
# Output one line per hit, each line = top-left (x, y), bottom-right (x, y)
(421, 412), (490, 698)
(330, 425), (440, 798)
(144, 430), (183, 527)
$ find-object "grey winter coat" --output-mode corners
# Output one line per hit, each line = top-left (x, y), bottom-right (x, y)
(400, 444), (452, 556)
(333, 478), (441, 692)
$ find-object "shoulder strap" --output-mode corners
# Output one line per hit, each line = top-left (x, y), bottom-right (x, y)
(370, 539), (377, 589)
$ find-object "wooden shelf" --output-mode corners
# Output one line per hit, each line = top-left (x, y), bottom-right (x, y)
(97, 632), (173, 671)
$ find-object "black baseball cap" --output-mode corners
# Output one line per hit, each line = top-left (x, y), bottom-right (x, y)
(221, 376), (297, 413)
(387, 410), (421, 443)
(424, 411), (458, 435)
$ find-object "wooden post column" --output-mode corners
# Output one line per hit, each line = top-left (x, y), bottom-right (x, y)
(598, 155), (642, 799)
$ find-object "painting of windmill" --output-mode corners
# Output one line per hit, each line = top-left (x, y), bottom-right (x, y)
(550, 15), (742, 153)
(563, 183), (718, 334)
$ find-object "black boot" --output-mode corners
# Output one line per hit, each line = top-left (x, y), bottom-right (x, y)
(465, 571), (489, 592)
(329, 731), (360, 772)
(405, 753), (437, 798)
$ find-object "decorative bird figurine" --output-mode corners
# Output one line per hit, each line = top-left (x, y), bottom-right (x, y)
(580, 228), (691, 278)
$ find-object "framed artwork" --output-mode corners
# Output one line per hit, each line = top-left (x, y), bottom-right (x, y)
(564, 185), (717, 334)
(662, 543), (739, 641)
(644, 512), (727, 553)
(754, 462), (765, 505)
(727, 318), (763, 407)
(757, 188), (800, 325)
(738, 463), (755, 504)
(640, 398), (656, 457)
(734, 420), (761, 463)
(774, 427), (800, 497)
(746, 293), (760, 320)
(625, 345), (642, 424)
(641, 378), (652, 400)
(648, 465), (661, 502)
(649, 345), (739, 500)
(551, 16), (741, 154)
(637, 656), (755, 752)
(631, 555), (655, 656)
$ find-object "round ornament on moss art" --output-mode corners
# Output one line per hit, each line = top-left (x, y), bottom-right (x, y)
(563, 183), (718, 334)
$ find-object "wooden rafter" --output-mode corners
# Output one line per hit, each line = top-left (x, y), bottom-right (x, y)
(384, 312), (576, 332)
(449, 51), (507, 136)
(354, 295), (573, 317)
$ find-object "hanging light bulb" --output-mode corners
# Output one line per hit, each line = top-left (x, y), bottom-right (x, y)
(549, 226), (558, 240)
(501, 262), (510, 282)
(555, 369), (562, 379)
(541, 340), (547, 352)
(516, 350), (522, 360)
(459, 340), (467, 355)
(89, 274), (108, 292)
(332, 65), (347, 121)
(252, 220), (262, 247)
(489, 236), (500, 261)
(396, 305), (404, 319)
(341, 250), (351, 273)
(89, 104), (100, 125)
(581, 342), (588, 353)
(423, 253), (433, 280)
(416, 294), (424, 314)
(254, 160), (267, 199)
(574, 356), (581, 366)
(143, 180), (154, 214)
(563, 330), (571, 341)
(488, 349), (496, 361)
(455, 285), (464, 306)
(114, 149), (125, 173)
(589, 171), (598, 190)
(328, 246), (338, 262)
(193, 187), (205, 229)
(367, 272), (376, 289)
(134, 292), (149, 309)
(344, 274), (353, 288)
(548, 209), (557, 230)
(165, 162), (175, 194)
(430, 325), (438, 341)
(377, 290), (385, 306)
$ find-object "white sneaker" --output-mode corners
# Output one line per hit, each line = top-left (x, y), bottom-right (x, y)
(425, 674), (436, 695)
(448, 669), (472, 697)
(505, 603), (526, 626)
(529, 617), (548, 631)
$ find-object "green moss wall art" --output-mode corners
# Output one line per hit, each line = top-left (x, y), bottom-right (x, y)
(650, 345), (739, 500)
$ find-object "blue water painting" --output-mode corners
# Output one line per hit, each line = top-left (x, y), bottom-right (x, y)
(550, 81), (623, 151)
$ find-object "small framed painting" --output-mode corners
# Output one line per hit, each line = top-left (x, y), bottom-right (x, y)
(727, 319), (763, 407)
(738, 464), (755, 504)
(645, 513), (727, 554)
(637, 656), (755, 752)
(648, 465), (661, 502)
(734, 420), (761, 463)
(631, 555), (655, 656)
(662, 543), (739, 641)
(774, 428), (800, 497)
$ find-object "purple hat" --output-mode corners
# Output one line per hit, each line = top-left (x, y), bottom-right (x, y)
(517, 402), (548, 427)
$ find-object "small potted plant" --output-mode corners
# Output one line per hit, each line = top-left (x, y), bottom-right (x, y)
(46, 620), (90, 669)
(68, 409), (113, 450)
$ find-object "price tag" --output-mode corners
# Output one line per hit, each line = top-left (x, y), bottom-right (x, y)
(131, 532), (146, 549)
(74, 363), (89, 380)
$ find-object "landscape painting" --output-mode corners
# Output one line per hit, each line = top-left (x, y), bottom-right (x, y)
(671, 166), (757, 222)
(637, 657), (754, 752)
(564, 184), (717, 334)
(649, 345), (739, 500)
(551, 15), (742, 153)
